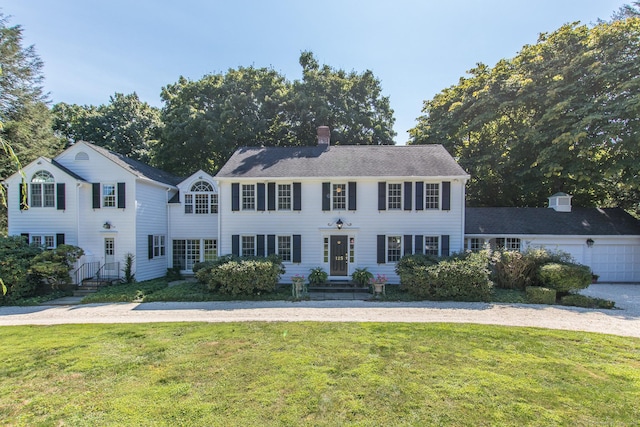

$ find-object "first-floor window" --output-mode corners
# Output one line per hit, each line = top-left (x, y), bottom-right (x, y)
(323, 237), (329, 263)
(203, 239), (217, 261)
(468, 238), (485, 252)
(173, 239), (218, 270)
(496, 238), (521, 251)
(242, 236), (255, 257)
(387, 236), (402, 262)
(31, 234), (55, 249)
(153, 235), (166, 257)
(278, 236), (291, 262)
(424, 236), (439, 256)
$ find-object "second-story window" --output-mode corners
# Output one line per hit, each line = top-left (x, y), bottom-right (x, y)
(30, 170), (55, 208)
(332, 184), (346, 210)
(387, 183), (402, 210)
(102, 184), (116, 207)
(185, 180), (218, 214)
(242, 184), (255, 210)
(278, 184), (291, 210)
(425, 183), (440, 209)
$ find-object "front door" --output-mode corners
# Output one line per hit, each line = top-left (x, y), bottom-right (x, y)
(330, 235), (348, 276)
(104, 237), (117, 278)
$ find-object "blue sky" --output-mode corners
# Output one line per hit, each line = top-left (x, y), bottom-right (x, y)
(3, 0), (626, 144)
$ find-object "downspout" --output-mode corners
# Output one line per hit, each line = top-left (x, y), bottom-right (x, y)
(461, 178), (467, 251)
(167, 188), (172, 269)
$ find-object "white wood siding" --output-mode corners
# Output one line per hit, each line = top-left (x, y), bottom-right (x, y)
(135, 181), (172, 281)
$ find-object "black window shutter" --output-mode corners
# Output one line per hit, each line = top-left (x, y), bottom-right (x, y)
(442, 181), (451, 211)
(293, 182), (302, 211)
(257, 183), (265, 211)
(56, 183), (66, 210)
(267, 183), (276, 211)
(267, 235), (276, 255)
(21, 233), (29, 242)
(231, 183), (240, 211)
(415, 182), (424, 211)
(256, 234), (265, 257)
(232, 235), (240, 256)
(293, 234), (302, 263)
(348, 182), (357, 211)
(322, 182), (331, 211)
(377, 235), (386, 264)
(378, 182), (386, 210)
(92, 183), (101, 209)
(117, 182), (126, 208)
(19, 183), (28, 210)
(404, 182), (412, 211)
(441, 235), (450, 256)
(56, 233), (65, 247)
(403, 234), (412, 256)
(414, 235), (423, 254)
(148, 235), (154, 259)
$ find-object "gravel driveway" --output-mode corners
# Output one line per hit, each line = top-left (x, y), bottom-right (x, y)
(1, 284), (639, 338)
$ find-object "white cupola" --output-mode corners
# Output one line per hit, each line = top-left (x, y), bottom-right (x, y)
(548, 192), (572, 212)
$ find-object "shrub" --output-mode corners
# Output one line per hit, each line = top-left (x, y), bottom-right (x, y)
(537, 262), (593, 293)
(28, 244), (84, 290)
(0, 236), (42, 302)
(526, 286), (557, 304)
(560, 294), (615, 309)
(308, 267), (328, 286)
(123, 253), (136, 283)
(351, 267), (373, 286)
(395, 253), (439, 278)
(491, 248), (574, 290)
(403, 251), (493, 302)
(196, 255), (284, 295)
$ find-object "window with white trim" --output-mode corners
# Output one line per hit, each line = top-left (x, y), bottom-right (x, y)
(424, 236), (439, 256)
(278, 236), (291, 262)
(469, 238), (485, 252)
(242, 235), (255, 257)
(185, 180), (217, 214)
(425, 183), (440, 209)
(332, 184), (346, 210)
(242, 184), (255, 210)
(102, 184), (116, 207)
(387, 183), (402, 210)
(387, 236), (402, 262)
(30, 170), (55, 208)
(496, 238), (521, 251)
(153, 235), (166, 257)
(31, 234), (55, 249)
(278, 184), (291, 210)
(203, 239), (217, 261)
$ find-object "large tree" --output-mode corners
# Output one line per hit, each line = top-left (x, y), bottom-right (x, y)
(409, 17), (640, 216)
(154, 52), (396, 176)
(52, 92), (161, 163)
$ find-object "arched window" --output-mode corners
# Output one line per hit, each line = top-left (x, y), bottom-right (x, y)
(30, 170), (55, 207)
(185, 180), (218, 214)
(75, 151), (89, 161)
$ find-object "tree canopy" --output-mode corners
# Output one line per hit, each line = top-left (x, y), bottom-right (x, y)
(409, 17), (640, 216)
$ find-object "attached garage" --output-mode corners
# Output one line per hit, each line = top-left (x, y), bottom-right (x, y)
(465, 194), (640, 283)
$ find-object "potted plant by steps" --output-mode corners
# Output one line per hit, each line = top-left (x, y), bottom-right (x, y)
(351, 267), (373, 288)
(308, 267), (328, 287)
(292, 274), (306, 298)
(370, 274), (388, 297)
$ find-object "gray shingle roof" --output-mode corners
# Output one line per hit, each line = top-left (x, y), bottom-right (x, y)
(215, 145), (469, 179)
(466, 207), (640, 236)
(84, 143), (181, 186)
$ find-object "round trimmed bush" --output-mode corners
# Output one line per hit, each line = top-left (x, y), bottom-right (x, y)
(537, 263), (592, 293)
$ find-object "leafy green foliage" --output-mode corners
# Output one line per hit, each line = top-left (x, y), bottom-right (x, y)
(351, 267), (374, 286)
(195, 255), (284, 295)
(308, 267), (328, 286)
(560, 293), (616, 309)
(525, 286), (557, 304)
(537, 262), (593, 293)
(0, 235), (41, 302)
(400, 251), (493, 301)
(491, 248), (573, 290)
(28, 244), (84, 289)
(410, 18), (640, 216)
(122, 252), (135, 284)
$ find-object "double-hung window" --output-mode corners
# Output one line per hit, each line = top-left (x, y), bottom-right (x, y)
(153, 235), (166, 257)
(278, 236), (292, 262)
(496, 238), (521, 251)
(103, 184), (116, 207)
(425, 183), (440, 209)
(32, 234), (55, 249)
(242, 184), (255, 210)
(332, 184), (346, 210)
(242, 236), (255, 257)
(278, 184), (291, 210)
(387, 236), (402, 262)
(387, 183), (402, 210)
(424, 236), (440, 256)
(30, 171), (55, 208)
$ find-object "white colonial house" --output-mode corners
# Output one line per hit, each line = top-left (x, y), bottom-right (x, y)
(4, 128), (640, 285)
(215, 127), (470, 283)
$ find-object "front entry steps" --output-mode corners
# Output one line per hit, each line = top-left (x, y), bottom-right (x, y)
(306, 281), (373, 300)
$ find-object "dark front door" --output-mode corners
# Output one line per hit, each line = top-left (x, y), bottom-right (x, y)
(330, 235), (348, 276)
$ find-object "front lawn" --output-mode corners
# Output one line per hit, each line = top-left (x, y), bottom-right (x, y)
(0, 323), (638, 425)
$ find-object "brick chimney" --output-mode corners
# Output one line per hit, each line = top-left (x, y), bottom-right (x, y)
(317, 126), (330, 146)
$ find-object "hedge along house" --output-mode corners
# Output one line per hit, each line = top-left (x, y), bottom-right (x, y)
(4, 141), (181, 283)
(465, 193), (640, 282)
(215, 126), (470, 283)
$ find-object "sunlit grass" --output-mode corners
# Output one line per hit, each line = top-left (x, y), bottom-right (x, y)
(1, 322), (638, 425)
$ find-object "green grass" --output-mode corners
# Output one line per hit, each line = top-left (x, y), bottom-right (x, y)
(0, 323), (638, 425)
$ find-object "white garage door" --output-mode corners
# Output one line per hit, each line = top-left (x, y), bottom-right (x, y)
(591, 244), (640, 282)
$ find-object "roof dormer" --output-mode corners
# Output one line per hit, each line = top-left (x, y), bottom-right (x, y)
(548, 192), (572, 212)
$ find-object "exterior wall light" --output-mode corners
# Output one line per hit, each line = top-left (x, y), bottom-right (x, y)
(103, 221), (112, 230)
(586, 238), (594, 247)
(336, 219), (343, 230)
